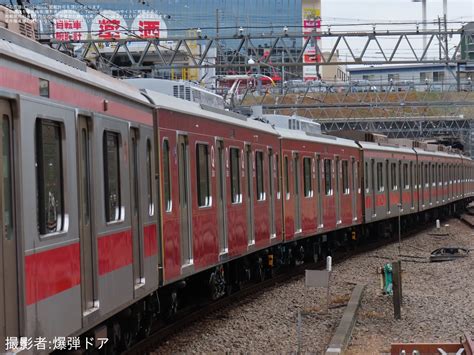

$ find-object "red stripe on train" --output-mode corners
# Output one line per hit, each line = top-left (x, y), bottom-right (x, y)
(50, 81), (151, 125)
(98, 230), (133, 275)
(0, 67), (38, 95)
(0, 66), (152, 125)
(25, 243), (81, 306)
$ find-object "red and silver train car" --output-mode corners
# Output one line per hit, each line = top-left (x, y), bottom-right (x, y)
(360, 140), (418, 223)
(276, 128), (363, 260)
(0, 27), (161, 347)
(142, 89), (283, 290)
(1, 26), (474, 353)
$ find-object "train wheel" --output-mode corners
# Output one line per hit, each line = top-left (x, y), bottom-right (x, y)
(312, 243), (321, 263)
(209, 266), (226, 300)
(295, 245), (305, 266)
(254, 257), (265, 282)
(163, 290), (179, 320)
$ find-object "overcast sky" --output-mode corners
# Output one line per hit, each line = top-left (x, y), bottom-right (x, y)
(319, 0), (474, 60)
(323, 0), (473, 26)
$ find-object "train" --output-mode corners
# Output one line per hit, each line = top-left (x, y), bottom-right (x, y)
(1, 26), (473, 353)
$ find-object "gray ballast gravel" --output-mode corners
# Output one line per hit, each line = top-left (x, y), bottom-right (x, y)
(154, 218), (474, 354)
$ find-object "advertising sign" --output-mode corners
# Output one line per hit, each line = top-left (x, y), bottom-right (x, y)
(131, 11), (168, 39)
(91, 10), (127, 40)
(302, 0), (322, 81)
(54, 10), (87, 42)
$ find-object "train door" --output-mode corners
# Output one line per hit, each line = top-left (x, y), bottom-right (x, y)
(316, 154), (323, 227)
(293, 153), (301, 233)
(77, 116), (98, 314)
(216, 140), (228, 254)
(0, 100), (19, 341)
(429, 163), (433, 204)
(268, 149), (276, 238)
(410, 162), (415, 209)
(178, 135), (193, 265)
(371, 159), (376, 217)
(245, 144), (255, 245)
(335, 156), (341, 224)
(399, 161), (403, 209)
(130, 128), (145, 289)
(351, 158), (357, 221)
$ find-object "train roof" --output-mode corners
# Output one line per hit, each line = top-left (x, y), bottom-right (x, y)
(413, 148), (462, 159)
(142, 89), (280, 135)
(274, 127), (359, 148)
(358, 141), (416, 155)
(359, 140), (462, 159)
(0, 27), (150, 106)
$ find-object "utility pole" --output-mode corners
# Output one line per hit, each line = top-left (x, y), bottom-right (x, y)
(422, 0), (427, 50)
(438, 17), (442, 61)
(216, 8), (220, 77)
(444, 15), (448, 62)
(412, 0), (427, 50)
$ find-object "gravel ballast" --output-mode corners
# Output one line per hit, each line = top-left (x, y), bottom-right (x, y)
(154, 218), (474, 354)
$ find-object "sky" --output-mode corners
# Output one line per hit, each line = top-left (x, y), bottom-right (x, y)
(320, 0), (474, 62)
(323, 0), (473, 28)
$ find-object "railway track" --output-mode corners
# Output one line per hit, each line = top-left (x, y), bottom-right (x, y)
(124, 220), (433, 355)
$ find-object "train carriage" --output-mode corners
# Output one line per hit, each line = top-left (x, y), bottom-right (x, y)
(462, 156), (474, 198)
(414, 145), (466, 212)
(277, 129), (363, 241)
(142, 89), (282, 286)
(359, 141), (418, 223)
(0, 27), (159, 344)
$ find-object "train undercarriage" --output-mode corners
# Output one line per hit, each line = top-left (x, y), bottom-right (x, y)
(80, 199), (467, 354)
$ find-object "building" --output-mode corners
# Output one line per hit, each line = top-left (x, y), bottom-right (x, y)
(348, 63), (473, 91)
(3, 0), (321, 80)
(461, 22), (474, 61)
(15, 0), (310, 39)
(321, 50), (348, 83)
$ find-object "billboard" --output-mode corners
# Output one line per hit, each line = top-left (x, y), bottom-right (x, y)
(302, 0), (322, 81)
(51, 7), (169, 43)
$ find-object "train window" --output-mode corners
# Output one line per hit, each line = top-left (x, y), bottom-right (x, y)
(424, 164), (429, 187)
(390, 162), (397, 190)
(276, 154), (281, 199)
(403, 164), (409, 189)
(285, 156), (290, 200)
(196, 143), (211, 207)
(146, 139), (155, 216)
(230, 148), (241, 203)
(103, 131), (122, 222)
(356, 161), (360, 191)
(3, 115), (13, 240)
(39, 78), (49, 98)
(36, 120), (65, 235)
(256, 151), (265, 201)
(342, 160), (349, 194)
(438, 164), (442, 186)
(324, 159), (332, 195)
(432, 164), (436, 186)
(162, 140), (172, 212)
(317, 155), (321, 194)
(365, 161), (369, 191)
(419, 163), (423, 188)
(371, 159), (375, 192)
(303, 157), (312, 197)
(377, 162), (383, 192)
